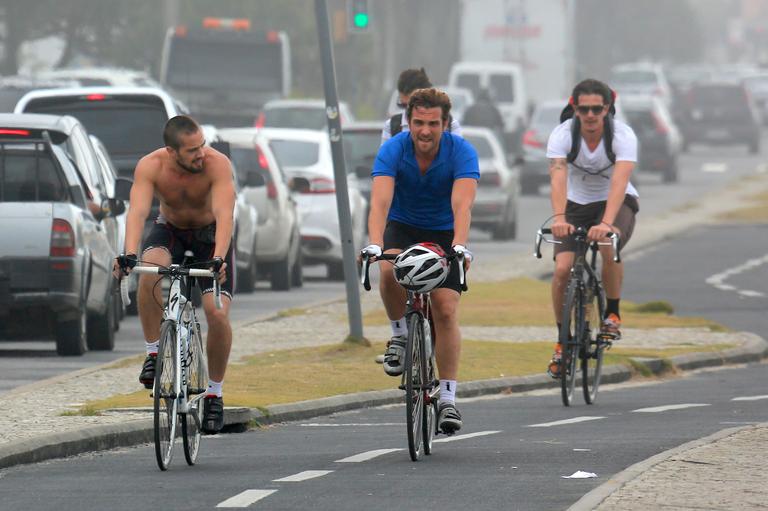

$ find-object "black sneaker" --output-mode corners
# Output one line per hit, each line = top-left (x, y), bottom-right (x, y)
(202, 395), (224, 434)
(139, 354), (157, 389)
(438, 402), (462, 435)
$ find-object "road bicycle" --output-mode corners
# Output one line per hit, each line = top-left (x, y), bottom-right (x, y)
(535, 223), (621, 407)
(120, 255), (222, 470)
(360, 246), (466, 461)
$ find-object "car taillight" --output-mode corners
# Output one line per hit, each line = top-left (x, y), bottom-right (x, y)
(479, 171), (501, 187)
(86, 94), (106, 101)
(267, 181), (278, 200)
(50, 219), (75, 257)
(305, 177), (335, 194)
(652, 112), (669, 135)
(0, 129), (30, 136)
(255, 112), (265, 128)
(522, 129), (543, 149)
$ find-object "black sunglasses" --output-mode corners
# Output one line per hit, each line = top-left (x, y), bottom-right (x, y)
(396, 101), (407, 109)
(576, 105), (605, 115)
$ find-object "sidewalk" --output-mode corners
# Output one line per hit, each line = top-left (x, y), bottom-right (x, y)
(1, 173), (767, 509)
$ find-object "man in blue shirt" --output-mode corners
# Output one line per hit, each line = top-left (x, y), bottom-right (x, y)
(362, 88), (479, 434)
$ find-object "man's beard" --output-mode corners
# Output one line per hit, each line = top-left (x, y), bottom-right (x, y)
(177, 159), (203, 174)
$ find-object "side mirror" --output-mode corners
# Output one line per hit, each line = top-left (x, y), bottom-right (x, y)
(354, 165), (370, 179)
(114, 177), (133, 201)
(102, 198), (126, 217)
(290, 177), (310, 194)
(245, 169), (266, 188)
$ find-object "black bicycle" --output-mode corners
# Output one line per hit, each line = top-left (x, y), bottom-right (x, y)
(535, 224), (620, 406)
(360, 246), (466, 461)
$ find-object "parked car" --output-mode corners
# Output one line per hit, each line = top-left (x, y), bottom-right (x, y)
(460, 126), (519, 240)
(0, 114), (126, 355)
(621, 94), (682, 183)
(255, 99), (355, 130)
(743, 73), (768, 126)
(519, 99), (563, 195)
(341, 121), (382, 206)
(218, 127), (303, 291)
(385, 86), (475, 123)
(34, 67), (162, 88)
(0, 75), (78, 112)
(259, 128), (367, 280)
(610, 62), (673, 110)
(678, 82), (761, 153)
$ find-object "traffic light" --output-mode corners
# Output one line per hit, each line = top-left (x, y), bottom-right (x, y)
(347, 0), (370, 31)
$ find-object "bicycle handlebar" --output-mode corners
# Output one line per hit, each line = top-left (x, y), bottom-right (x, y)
(535, 226), (621, 263)
(119, 265), (223, 310)
(360, 250), (467, 293)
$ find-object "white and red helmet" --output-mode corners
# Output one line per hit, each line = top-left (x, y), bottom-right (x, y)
(393, 242), (449, 293)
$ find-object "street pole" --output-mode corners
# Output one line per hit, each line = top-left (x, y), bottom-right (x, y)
(314, 0), (367, 345)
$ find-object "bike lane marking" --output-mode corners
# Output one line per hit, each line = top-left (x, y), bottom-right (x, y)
(216, 489), (277, 508)
(433, 430), (501, 443)
(632, 403), (710, 413)
(731, 395), (768, 401)
(273, 470), (334, 482)
(705, 253), (768, 298)
(527, 416), (605, 428)
(335, 448), (402, 463)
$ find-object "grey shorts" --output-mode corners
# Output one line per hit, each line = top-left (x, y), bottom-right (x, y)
(553, 194), (639, 256)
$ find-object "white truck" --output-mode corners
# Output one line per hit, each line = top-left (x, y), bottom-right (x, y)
(457, 0), (574, 107)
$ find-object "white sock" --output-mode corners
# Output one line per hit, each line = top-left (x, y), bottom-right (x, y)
(145, 340), (159, 355)
(439, 379), (457, 405)
(391, 317), (407, 337)
(207, 380), (223, 398)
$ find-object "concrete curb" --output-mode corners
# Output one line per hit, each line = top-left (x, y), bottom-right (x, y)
(567, 422), (768, 511)
(1, 334), (765, 471)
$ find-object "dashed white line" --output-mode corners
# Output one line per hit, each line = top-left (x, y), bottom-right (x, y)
(731, 395), (768, 401)
(632, 403), (710, 413)
(706, 254), (768, 298)
(300, 423), (402, 427)
(335, 448), (402, 463)
(527, 416), (605, 428)
(216, 490), (277, 508)
(433, 430), (501, 443)
(701, 162), (727, 173)
(273, 470), (334, 482)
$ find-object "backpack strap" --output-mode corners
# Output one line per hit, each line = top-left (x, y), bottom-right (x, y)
(566, 117), (581, 164)
(390, 114), (402, 137)
(447, 114), (453, 133)
(603, 114), (616, 163)
(566, 116), (616, 165)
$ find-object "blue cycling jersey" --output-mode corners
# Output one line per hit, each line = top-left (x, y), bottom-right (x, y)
(372, 131), (479, 230)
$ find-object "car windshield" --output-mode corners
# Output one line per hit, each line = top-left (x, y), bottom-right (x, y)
(264, 107), (326, 130)
(531, 104), (563, 132)
(689, 86), (751, 119)
(22, 95), (168, 156)
(342, 130), (379, 175)
(269, 139), (319, 167)
(463, 134), (495, 159)
(456, 74), (481, 96)
(0, 144), (68, 202)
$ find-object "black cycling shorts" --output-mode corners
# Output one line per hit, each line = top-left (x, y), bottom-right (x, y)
(142, 216), (235, 299)
(383, 220), (463, 293)
(554, 194), (639, 256)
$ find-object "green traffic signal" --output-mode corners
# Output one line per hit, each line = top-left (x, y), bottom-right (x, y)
(353, 12), (369, 28)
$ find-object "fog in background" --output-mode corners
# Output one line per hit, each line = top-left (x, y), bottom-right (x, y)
(0, 0), (765, 117)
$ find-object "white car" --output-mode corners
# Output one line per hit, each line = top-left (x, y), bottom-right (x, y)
(386, 86), (475, 123)
(256, 99), (355, 130)
(218, 127), (303, 291)
(611, 62), (673, 110)
(461, 126), (519, 240)
(258, 128), (367, 280)
(33, 67), (162, 88)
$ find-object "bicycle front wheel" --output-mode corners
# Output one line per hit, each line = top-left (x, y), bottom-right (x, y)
(182, 321), (207, 465)
(421, 317), (437, 456)
(405, 312), (425, 461)
(560, 281), (582, 407)
(154, 320), (178, 470)
(582, 278), (607, 404)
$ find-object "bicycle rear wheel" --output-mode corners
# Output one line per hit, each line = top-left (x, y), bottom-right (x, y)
(582, 278), (607, 404)
(422, 317), (437, 456)
(182, 320), (207, 465)
(560, 281), (582, 407)
(154, 320), (178, 470)
(405, 312), (425, 461)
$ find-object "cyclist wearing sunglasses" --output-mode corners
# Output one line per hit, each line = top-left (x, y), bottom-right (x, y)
(381, 67), (462, 144)
(544, 79), (639, 378)
(363, 87), (479, 433)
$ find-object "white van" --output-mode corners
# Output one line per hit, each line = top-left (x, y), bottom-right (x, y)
(448, 61), (528, 137)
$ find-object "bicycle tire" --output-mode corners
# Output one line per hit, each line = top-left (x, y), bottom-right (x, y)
(422, 316), (437, 456)
(560, 280), (581, 407)
(154, 319), (178, 470)
(182, 320), (207, 465)
(582, 277), (607, 404)
(405, 312), (425, 461)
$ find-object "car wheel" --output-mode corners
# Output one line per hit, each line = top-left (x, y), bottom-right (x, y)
(270, 255), (291, 291)
(749, 140), (760, 154)
(87, 289), (116, 351)
(113, 289), (122, 332)
(662, 159), (679, 183)
(291, 250), (303, 288)
(520, 178), (539, 196)
(237, 248), (257, 294)
(56, 303), (87, 356)
(327, 261), (345, 281)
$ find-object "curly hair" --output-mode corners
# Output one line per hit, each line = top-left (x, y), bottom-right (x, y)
(406, 88), (452, 124)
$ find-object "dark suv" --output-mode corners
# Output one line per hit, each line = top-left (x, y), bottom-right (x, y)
(680, 82), (761, 153)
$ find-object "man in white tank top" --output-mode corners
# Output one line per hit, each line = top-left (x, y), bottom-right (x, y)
(544, 78), (640, 378)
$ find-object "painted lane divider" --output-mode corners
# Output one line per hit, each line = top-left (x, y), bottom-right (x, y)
(731, 395), (768, 401)
(433, 430), (501, 443)
(632, 403), (710, 413)
(300, 422), (402, 427)
(527, 416), (605, 428)
(705, 254), (768, 298)
(336, 448), (402, 463)
(701, 162), (727, 173)
(217, 489), (277, 508)
(273, 470), (334, 482)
